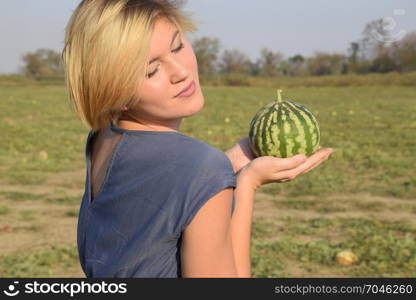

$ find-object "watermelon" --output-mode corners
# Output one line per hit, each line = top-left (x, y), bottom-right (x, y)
(248, 89), (320, 158)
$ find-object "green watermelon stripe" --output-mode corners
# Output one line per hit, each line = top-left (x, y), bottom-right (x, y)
(291, 102), (320, 148)
(285, 102), (313, 155)
(275, 106), (284, 156)
(287, 102), (317, 149)
(260, 109), (270, 155)
(252, 104), (269, 155)
(283, 106), (294, 157)
(283, 103), (302, 156)
(286, 103), (307, 154)
(249, 100), (320, 158)
(258, 110), (267, 155)
(258, 106), (279, 156)
(249, 108), (262, 150)
(250, 106), (263, 137)
(270, 108), (279, 156)
(286, 102), (315, 154)
(264, 108), (274, 155)
(277, 106), (287, 157)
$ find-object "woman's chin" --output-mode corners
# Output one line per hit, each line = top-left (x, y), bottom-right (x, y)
(184, 93), (204, 117)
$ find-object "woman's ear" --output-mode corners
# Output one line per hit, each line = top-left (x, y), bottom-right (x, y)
(121, 106), (128, 111)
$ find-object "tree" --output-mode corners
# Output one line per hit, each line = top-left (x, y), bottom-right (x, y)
(191, 37), (220, 75)
(287, 54), (306, 76)
(395, 31), (416, 72)
(370, 47), (399, 73)
(361, 18), (390, 60)
(248, 59), (261, 76)
(218, 49), (251, 74)
(258, 48), (283, 77)
(347, 42), (360, 64)
(345, 19), (400, 74)
(346, 42), (363, 73)
(307, 52), (347, 76)
(20, 48), (64, 79)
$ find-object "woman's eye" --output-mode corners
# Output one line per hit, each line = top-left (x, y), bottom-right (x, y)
(146, 43), (184, 79)
(172, 42), (184, 53)
(146, 66), (159, 78)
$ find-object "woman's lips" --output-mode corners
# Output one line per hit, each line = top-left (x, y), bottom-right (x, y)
(175, 80), (196, 98)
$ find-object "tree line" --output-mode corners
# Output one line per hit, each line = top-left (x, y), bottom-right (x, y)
(193, 18), (416, 77)
(20, 18), (416, 79)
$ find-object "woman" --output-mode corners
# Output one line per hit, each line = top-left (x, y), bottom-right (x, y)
(62, 0), (333, 278)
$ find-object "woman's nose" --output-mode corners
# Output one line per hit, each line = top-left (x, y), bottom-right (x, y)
(170, 60), (189, 84)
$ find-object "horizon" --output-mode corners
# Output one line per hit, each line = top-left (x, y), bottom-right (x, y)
(1, 0), (415, 74)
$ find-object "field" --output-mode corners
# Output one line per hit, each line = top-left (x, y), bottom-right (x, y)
(0, 77), (415, 277)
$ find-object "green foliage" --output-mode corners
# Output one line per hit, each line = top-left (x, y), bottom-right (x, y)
(192, 37), (220, 75)
(0, 85), (86, 185)
(188, 85), (415, 200)
(219, 49), (251, 74)
(220, 73), (252, 86)
(252, 218), (416, 277)
(20, 48), (64, 79)
(0, 191), (45, 201)
(0, 78), (415, 277)
(0, 245), (78, 277)
(193, 28), (416, 79)
(0, 74), (65, 86)
(65, 210), (79, 218)
(46, 194), (83, 205)
(199, 71), (416, 87)
(0, 205), (10, 215)
(18, 210), (36, 221)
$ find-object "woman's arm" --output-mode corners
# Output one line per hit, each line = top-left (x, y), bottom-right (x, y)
(180, 187), (240, 277)
(225, 137), (255, 174)
(229, 169), (256, 277)
(181, 148), (333, 277)
(180, 169), (256, 278)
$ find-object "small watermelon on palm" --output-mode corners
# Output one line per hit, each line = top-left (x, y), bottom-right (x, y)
(249, 90), (320, 158)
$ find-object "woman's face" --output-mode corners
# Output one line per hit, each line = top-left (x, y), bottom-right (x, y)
(121, 17), (203, 132)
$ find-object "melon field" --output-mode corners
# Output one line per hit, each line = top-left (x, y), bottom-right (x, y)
(0, 77), (415, 277)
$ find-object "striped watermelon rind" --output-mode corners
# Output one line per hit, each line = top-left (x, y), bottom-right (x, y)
(248, 94), (320, 158)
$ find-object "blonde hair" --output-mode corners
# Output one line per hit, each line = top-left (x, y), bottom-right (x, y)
(62, 0), (196, 132)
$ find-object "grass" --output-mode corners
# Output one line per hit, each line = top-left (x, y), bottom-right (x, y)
(189, 85), (416, 200)
(2, 72), (416, 88)
(0, 85), (86, 185)
(17, 210), (37, 221)
(0, 75), (415, 277)
(199, 71), (416, 87)
(251, 217), (416, 277)
(0, 205), (11, 215)
(46, 194), (84, 205)
(0, 191), (46, 201)
(0, 244), (79, 277)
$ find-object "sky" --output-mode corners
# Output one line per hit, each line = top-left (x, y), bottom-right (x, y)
(0, 0), (415, 74)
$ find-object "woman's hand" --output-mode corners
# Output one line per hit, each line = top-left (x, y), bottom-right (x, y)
(225, 137), (256, 174)
(239, 147), (333, 190)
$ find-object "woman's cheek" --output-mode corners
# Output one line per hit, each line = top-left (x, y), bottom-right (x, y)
(144, 78), (167, 101)
(186, 47), (198, 71)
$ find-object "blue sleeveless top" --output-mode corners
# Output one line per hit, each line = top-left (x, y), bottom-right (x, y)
(77, 121), (236, 277)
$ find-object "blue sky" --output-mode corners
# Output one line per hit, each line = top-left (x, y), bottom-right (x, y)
(0, 0), (415, 74)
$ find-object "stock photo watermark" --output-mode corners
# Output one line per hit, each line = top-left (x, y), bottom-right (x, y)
(2, 280), (127, 297)
(370, 8), (407, 44)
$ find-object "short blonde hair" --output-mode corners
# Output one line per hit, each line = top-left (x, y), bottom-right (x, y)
(62, 0), (196, 132)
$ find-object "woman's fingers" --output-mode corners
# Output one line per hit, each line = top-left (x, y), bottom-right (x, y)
(245, 146), (333, 185)
(300, 151), (331, 175)
(272, 154), (307, 172)
(297, 148), (332, 175)
(275, 148), (332, 181)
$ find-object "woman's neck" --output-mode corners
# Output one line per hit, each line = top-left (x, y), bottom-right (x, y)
(117, 119), (181, 133)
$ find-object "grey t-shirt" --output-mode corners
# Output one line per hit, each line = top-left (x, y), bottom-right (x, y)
(77, 121), (236, 277)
